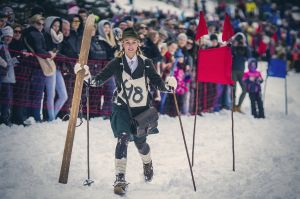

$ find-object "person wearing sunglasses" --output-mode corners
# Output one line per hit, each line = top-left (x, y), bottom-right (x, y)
(23, 14), (55, 122)
(7, 24), (31, 126)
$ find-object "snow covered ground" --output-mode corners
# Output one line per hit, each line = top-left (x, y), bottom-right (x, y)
(0, 64), (300, 199)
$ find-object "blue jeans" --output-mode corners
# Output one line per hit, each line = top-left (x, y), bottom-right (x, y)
(214, 84), (232, 111)
(45, 70), (68, 121)
(30, 69), (46, 122)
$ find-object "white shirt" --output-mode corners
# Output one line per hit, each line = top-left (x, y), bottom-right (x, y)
(125, 54), (138, 74)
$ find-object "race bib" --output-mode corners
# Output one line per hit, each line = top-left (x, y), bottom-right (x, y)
(118, 71), (148, 107)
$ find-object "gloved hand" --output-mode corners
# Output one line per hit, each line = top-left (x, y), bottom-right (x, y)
(74, 63), (91, 81)
(165, 76), (177, 91)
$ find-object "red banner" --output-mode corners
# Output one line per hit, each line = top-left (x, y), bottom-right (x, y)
(197, 46), (234, 85)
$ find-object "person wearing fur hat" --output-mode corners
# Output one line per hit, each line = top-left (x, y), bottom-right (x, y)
(0, 26), (18, 126)
(74, 27), (177, 195)
(242, 58), (265, 118)
(43, 16), (68, 121)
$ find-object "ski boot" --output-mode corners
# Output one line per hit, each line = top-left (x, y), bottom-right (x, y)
(113, 173), (128, 195)
(143, 161), (153, 182)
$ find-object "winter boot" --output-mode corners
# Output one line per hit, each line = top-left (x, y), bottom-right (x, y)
(143, 161), (153, 182)
(113, 173), (128, 195)
(234, 105), (245, 114)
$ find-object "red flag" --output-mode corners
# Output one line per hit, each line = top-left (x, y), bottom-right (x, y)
(197, 46), (234, 85)
(222, 13), (234, 42)
(195, 11), (208, 41)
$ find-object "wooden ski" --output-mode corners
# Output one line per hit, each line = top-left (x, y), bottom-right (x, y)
(59, 14), (96, 184)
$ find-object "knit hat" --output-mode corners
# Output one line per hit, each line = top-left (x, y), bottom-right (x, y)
(121, 27), (140, 40)
(1, 26), (13, 37)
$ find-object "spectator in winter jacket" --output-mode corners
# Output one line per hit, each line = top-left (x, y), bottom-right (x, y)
(243, 58), (265, 118)
(159, 41), (178, 115)
(62, 14), (83, 58)
(23, 14), (54, 122)
(59, 19), (76, 120)
(142, 30), (162, 65)
(0, 26), (17, 126)
(176, 33), (192, 114)
(96, 19), (117, 118)
(43, 16), (68, 121)
(232, 32), (250, 113)
(9, 24), (32, 126)
(173, 49), (190, 114)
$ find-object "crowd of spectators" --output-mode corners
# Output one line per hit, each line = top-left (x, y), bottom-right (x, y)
(0, 0), (299, 126)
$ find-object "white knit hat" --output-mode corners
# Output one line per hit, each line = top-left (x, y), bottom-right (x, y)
(1, 26), (13, 37)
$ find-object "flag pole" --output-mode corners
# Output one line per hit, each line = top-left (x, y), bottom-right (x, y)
(285, 77), (288, 115)
(191, 10), (208, 167)
(231, 85), (235, 171)
(192, 36), (203, 167)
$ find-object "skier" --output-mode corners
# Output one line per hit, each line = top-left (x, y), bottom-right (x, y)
(74, 27), (177, 195)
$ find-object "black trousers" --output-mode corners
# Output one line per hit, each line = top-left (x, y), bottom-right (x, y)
(249, 92), (265, 118)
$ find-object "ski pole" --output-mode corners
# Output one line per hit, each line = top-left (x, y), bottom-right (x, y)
(172, 91), (197, 191)
(231, 85), (235, 172)
(84, 80), (94, 186)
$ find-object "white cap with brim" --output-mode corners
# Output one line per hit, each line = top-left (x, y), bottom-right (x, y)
(1, 26), (13, 37)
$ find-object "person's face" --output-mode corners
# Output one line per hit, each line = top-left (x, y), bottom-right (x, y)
(161, 47), (167, 56)
(189, 24), (196, 31)
(71, 17), (80, 31)
(52, 21), (60, 33)
(166, 21), (174, 29)
(79, 13), (87, 23)
(186, 40), (193, 50)
(122, 38), (140, 58)
(152, 33), (160, 44)
(211, 40), (218, 47)
(178, 26), (186, 33)
(178, 57), (184, 63)
(119, 22), (128, 31)
(13, 27), (22, 40)
(62, 22), (70, 37)
(139, 25), (148, 35)
(103, 24), (111, 35)
(34, 20), (44, 32)
(0, 17), (7, 28)
(168, 43), (178, 54)
(127, 20), (134, 28)
(249, 62), (257, 72)
(4, 36), (13, 45)
(178, 38), (187, 48)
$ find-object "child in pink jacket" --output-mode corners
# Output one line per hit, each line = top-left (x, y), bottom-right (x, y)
(243, 58), (265, 118)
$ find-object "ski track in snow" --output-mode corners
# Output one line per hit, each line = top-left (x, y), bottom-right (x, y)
(0, 70), (300, 198)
